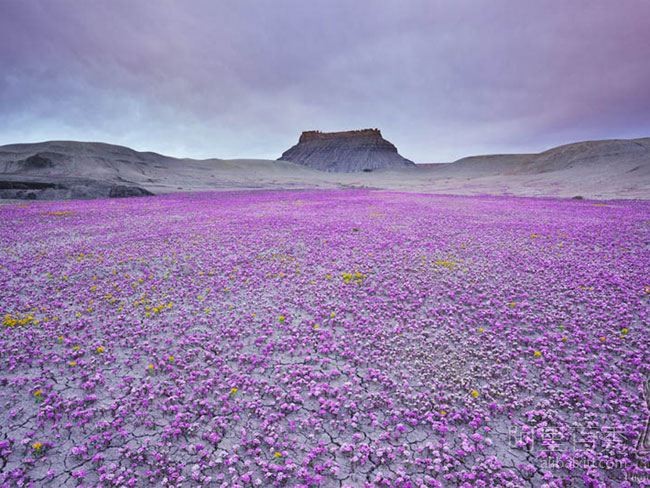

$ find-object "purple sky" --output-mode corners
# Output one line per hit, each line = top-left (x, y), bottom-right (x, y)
(1, 1), (649, 162)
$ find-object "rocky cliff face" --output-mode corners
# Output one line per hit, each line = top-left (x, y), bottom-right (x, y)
(279, 129), (415, 172)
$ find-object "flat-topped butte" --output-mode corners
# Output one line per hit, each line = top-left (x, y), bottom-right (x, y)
(280, 128), (415, 172)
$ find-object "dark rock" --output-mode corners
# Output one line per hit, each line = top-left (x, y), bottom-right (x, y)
(279, 128), (415, 172)
(0, 177), (153, 200)
(0, 180), (59, 190)
(108, 185), (154, 198)
(19, 152), (66, 171)
(23, 154), (52, 169)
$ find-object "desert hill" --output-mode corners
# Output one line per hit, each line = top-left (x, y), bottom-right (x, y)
(0, 136), (648, 200)
(440, 137), (650, 175)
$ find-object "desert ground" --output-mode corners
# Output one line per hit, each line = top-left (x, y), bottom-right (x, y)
(1, 189), (648, 486)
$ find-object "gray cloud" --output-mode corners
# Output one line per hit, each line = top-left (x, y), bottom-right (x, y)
(1, 0), (649, 162)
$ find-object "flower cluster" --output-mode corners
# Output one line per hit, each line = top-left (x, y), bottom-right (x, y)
(3, 313), (38, 327)
(0, 190), (648, 486)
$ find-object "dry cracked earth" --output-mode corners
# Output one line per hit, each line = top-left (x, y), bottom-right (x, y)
(1, 190), (649, 487)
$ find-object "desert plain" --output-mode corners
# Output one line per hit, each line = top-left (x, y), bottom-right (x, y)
(1, 187), (649, 486)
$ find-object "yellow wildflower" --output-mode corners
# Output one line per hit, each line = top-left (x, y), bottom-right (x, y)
(533, 351), (542, 359)
(434, 259), (456, 270)
(471, 389), (480, 398)
(273, 451), (282, 458)
(95, 346), (105, 354)
(68, 361), (77, 367)
(3, 313), (37, 327)
(32, 442), (44, 453)
(230, 387), (238, 396)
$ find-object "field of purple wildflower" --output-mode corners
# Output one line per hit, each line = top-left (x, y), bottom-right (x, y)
(0, 190), (649, 487)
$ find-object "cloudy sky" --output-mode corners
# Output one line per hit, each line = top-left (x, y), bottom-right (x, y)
(1, 1), (649, 162)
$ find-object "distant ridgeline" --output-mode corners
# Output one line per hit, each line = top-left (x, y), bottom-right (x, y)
(280, 128), (415, 172)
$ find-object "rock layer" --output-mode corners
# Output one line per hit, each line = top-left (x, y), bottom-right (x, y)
(0, 177), (153, 200)
(279, 128), (415, 172)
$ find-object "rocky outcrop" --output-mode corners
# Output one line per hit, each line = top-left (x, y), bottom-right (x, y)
(279, 129), (415, 172)
(108, 184), (153, 198)
(0, 176), (154, 200)
(0, 141), (179, 200)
